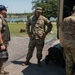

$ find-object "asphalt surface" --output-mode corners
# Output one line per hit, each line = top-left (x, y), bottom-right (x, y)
(3, 36), (65, 75)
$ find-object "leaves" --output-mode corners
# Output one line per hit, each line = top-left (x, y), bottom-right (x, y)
(32, 0), (58, 19)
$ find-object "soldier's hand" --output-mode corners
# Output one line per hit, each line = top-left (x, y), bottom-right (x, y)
(43, 33), (46, 37)
(1, 45), (6, 50)
(28, 34), (32, 38)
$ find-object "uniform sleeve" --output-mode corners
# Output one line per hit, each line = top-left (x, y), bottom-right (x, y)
(61, 18), (71, 39)
(0, 19), (2, 28)
(43, 17), (52, 34)
(61, 19), (68, 32)
(0, 19), (3, 44)
(26, 18), (31, 34)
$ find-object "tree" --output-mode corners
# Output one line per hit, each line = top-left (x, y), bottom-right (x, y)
(32, 0), (58, 19)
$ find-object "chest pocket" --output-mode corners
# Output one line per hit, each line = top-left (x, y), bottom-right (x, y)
(37, 19), (44, 27)
(1, 20), (8, 33)
(34, 18), (45, 38)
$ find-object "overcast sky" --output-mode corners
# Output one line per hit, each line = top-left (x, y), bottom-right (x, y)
(0, 0), (33, 13)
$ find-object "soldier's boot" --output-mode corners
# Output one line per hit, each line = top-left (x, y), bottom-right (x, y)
(0, 67), (9, 75)
(0, 62), (9, 75)
(37, 60), (42, 67)
(22, 59), (30, 66)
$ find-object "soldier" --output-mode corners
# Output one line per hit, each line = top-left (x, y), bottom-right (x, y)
(60, 6), (75, 75)
(22, 7), (52, 67)
(0, 5), (10, 74)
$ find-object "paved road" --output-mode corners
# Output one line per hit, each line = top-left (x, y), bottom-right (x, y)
(5, 36), (55, 66)
(4, 37), (65, 75)
(5, 37), (29, 66)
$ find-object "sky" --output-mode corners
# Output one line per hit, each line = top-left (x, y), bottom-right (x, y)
(0, 0), (33, 13)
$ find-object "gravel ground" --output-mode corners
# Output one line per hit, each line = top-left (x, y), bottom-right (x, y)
(3, 36), (65, 75)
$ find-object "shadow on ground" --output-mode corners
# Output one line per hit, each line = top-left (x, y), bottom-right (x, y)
(12, 59), (65, 75)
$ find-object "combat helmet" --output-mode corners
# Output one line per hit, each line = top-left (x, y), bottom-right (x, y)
(0, 5), (7, 11)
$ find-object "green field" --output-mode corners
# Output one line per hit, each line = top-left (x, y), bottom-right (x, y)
(8, 22), (57, 38)
(46, 23), (57, 40)
(8, 23), (28, 37)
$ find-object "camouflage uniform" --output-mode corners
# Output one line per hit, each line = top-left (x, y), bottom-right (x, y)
(26, 14), (52, 62)
(60, 13), (75, 75)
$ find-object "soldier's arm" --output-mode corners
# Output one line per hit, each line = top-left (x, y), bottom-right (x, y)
(44, 17), (52, 34)
(61, 19), (68, 32)
(0, 19), (6, 50)
(26, 18), (31, 34)
(0, 19), (3, 43)
(61, 18), (71, 39)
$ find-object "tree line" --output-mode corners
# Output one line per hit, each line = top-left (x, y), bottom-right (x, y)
(7, 13), (32, 18)
(7, 0), (58, 19)
(32, 0), (58, 19)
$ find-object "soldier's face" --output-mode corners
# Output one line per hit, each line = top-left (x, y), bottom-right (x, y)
(36, 11), (42, 17)
(2, 10), (7, 18)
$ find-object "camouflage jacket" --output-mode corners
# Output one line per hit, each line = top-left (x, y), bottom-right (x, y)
(0, 17), (10, 46)
(60, 13), (75, 48)
(26, 15), (52, 39)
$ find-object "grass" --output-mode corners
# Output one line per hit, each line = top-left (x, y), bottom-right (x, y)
(46, 24), (57, 40)
(51, 23), (57, 37)
(8, 23), (28, 37)
(8, 22), (57, 39)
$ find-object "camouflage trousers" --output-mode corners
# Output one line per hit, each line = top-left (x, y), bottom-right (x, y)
(0, 62), (3, 72)
(64, 47), (75, 75)
(26, 38), (44, 60)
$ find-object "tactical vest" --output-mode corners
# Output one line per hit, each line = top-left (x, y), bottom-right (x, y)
(0, 17), (10, 46)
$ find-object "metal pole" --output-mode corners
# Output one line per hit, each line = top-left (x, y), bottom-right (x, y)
(59, 0), (64, 23)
